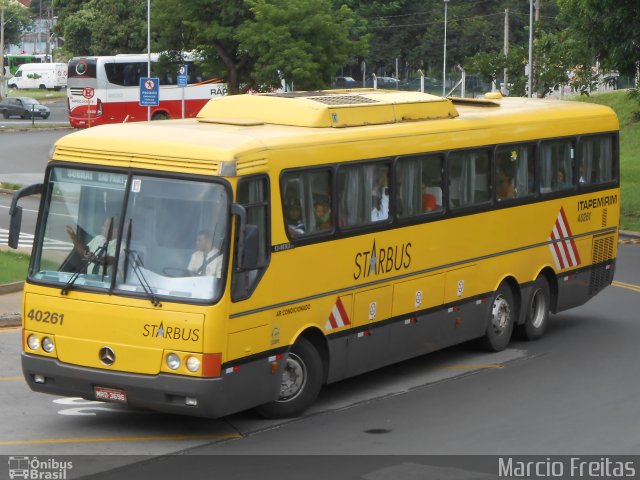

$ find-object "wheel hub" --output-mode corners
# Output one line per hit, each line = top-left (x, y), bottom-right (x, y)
(491, 295), (511, 336)
(279, 353), (307, 402)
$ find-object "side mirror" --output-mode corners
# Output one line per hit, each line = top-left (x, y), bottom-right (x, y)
(9, 183), (43, 250)
(8, 207), (23, 249)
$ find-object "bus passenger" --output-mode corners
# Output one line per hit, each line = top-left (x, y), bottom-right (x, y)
(498, 172), (516, 199)
(66, 217), (118, 274)
(557, 168), (570, 189)
(313, 198), (332, 231)
(188, 230), (222, 277)
(371, 167), (389, 221)
(284, 188), (305, 237)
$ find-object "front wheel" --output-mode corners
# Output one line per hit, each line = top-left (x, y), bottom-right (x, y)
(255, 337), (323, 419)
(517, 276), (550, 341)
(481, 284), (515, 352)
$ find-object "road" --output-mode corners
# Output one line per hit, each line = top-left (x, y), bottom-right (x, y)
(1, 128), (640, 479)
(0, 244), (638, 479)
(0, 129), (70, 186)
(0, 99), (69, 130)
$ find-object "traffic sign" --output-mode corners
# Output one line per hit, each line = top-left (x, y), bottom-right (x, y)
(177, 64), (188, 88)
(82, 87), (94, 99)
(139, 77), (160, 106)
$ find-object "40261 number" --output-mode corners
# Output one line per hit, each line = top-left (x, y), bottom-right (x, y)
(27, 309), (65, 325)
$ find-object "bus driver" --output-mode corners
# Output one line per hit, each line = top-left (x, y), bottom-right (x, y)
(188, 230), (223, 277)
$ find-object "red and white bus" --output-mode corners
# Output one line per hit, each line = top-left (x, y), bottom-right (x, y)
(67, 54), (228, 128)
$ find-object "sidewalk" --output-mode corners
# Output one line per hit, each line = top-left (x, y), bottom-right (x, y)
(0, 287), (22, 328)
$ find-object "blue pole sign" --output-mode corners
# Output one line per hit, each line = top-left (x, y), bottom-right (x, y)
(139, 77), (160, 106)
(177, 64), (188, 87)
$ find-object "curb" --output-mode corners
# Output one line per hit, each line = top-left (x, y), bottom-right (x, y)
(0, 282), (24, 294)
(0, 315), (21, 328)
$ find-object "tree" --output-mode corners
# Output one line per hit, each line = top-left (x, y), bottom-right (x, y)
(152, 0), (254, 94)
(236, 0), (365, 90)
(1, 0), (31, 47)
(557, 0), (640, 77)
(58, 0), (146, 56)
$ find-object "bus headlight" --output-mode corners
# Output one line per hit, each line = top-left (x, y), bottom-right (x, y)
(166, 353), (181, 370)
(27, 334), (40, 351)
(186, 356), (201, 373)
(42, 337), (55, 353)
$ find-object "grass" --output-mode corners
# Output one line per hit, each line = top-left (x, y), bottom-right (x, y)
(0, 250), (30, 284)
(573, 90), (640, 232)
(4, 88), (67, 102)
(0, 182), (22, 190)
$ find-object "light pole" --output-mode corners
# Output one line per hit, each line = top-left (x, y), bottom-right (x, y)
(527, 0), (533, 98)
(442, 0), (449, 97)
(147, 0), (151, 122)
(1, 5), (5, 100)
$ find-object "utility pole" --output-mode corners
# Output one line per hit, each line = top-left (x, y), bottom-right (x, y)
(503, 8), (508, 95)
(535, 0), (540, 22)
(1, 4), (5, 100)
(527, 0), (533, 98)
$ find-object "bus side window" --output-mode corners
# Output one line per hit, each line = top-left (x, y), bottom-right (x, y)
(540, 139), (576, 193)
(232, 176), (270, 301)
(580, 135), (614, 186)
(281, 168), (332, 239)
(396, 154), (444, 218)
(448, 149), (491, 209)
(496, 143), (535, 201)
(337, 161), (391, 227)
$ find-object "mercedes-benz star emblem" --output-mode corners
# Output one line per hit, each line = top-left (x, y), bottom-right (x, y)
(99, 347), (116, 366)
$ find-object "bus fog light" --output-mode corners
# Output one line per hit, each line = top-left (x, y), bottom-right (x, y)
(166, 353), (181, 370)
(185, 397), (198, 406)
(34, 374), (45, 384)
(27, 335), (40, 351)
(42, 337), (55, 353)
(186, 356), (201, 372)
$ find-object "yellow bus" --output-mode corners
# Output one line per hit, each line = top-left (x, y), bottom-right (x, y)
(9, 89), (619, 418)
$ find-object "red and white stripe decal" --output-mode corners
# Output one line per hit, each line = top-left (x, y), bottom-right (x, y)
(548, 207), (581, 270)
(325, 297), (350, 331)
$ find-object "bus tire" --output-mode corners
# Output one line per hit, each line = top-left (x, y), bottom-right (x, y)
(151, 112), (168, 121)
(518, 276), (550, 341)
(255, 337), (323, 419)
(39, 84), (46, 90)
(481, 284), (514, 352)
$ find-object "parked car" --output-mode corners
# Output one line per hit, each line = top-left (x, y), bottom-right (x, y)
(0, 97), (50, 119)
(334, 76), (357, 88)
(364, 76), (400, 89)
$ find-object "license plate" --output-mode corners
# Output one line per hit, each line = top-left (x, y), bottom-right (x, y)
(94, 386), (127, 403)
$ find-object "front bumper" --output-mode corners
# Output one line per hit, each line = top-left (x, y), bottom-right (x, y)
(22, 353), (281, 418)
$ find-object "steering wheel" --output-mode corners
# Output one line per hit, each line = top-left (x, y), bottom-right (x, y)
(162, 267), (193, 278)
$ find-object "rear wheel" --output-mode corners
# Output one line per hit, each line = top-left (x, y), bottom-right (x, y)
(255, 337), (323, 419)
(481, 284), (515, 352)
(518, 276), (550, 341)
(151, 112), (168, 121)
(39, 84), (46, 90)
(2, 111), (9, 119)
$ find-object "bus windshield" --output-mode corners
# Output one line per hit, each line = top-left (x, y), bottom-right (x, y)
(32, 167), (229, 303)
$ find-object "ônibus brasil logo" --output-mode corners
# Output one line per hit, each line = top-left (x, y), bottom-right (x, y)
(8, 456), (73, 479)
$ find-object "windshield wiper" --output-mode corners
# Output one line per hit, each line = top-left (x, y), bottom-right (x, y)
(61, 218), (114, 295)
(123, 219), (161, 307)
(60, 241), (107, 295)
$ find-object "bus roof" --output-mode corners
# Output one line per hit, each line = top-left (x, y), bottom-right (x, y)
(52, 90), (619, 176)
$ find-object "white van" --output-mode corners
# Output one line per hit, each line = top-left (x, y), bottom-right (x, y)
(7, 63), (67, 90)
